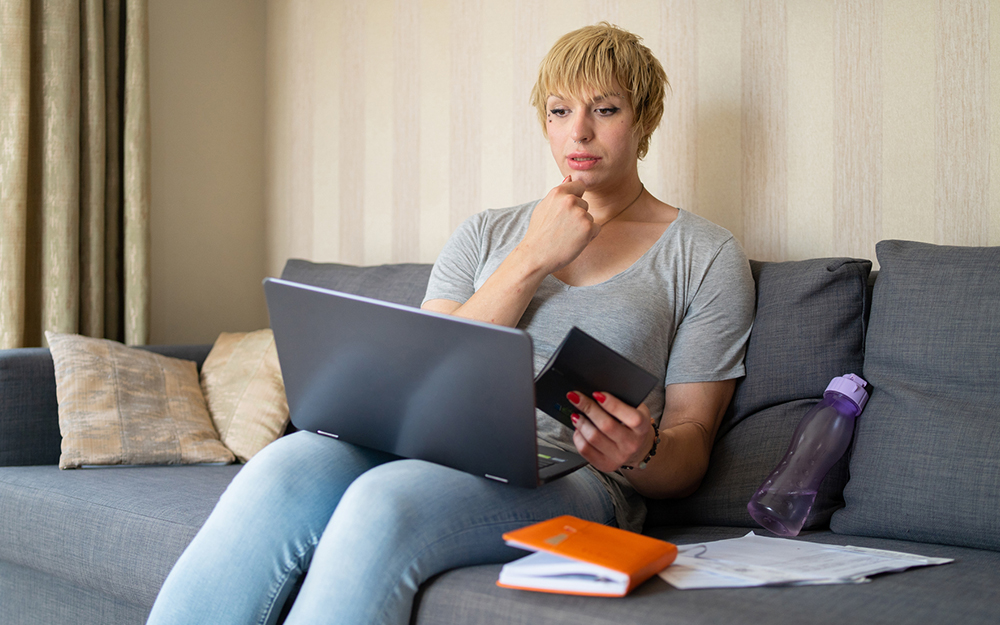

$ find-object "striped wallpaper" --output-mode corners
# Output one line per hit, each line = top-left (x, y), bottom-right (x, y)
(265, 0), (1000, 275)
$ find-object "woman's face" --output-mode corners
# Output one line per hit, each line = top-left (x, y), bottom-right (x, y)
(545, 81), (641, 192)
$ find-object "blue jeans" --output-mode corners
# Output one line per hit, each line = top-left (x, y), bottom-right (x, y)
(146, 431), (616, 625)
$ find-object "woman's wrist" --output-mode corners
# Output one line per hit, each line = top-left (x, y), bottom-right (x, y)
(621, 419), (659, 471)
(510, 240), (559, 279)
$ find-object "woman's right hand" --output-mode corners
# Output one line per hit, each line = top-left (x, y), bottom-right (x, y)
(422, 177), (597, 328)
(516, 177), (599, 275)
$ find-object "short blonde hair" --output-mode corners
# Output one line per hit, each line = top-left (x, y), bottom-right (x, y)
(530, 22), (668, 159)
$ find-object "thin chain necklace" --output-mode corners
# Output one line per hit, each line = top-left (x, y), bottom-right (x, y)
(596, 183), (645, 227)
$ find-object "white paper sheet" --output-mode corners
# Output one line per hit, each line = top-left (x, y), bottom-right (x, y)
(658, 532), (953, 590)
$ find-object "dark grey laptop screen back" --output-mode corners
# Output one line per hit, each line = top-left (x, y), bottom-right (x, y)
(264, 278), (540, 487)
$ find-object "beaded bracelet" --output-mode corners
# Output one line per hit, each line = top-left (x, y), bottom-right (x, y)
(621, 419), (659, 471)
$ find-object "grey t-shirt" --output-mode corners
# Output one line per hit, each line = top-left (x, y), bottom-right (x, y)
(422, 200), (755, 531)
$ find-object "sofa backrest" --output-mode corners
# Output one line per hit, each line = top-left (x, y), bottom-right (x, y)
(831, 241), (1000, 551)
(281, 257), (878, 533)
(646, 257), (873, 530)
(280, 259), (433, 307)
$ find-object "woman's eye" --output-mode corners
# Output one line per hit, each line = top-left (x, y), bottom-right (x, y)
(548, 108), (569, 117)
(596, 106), (620, 116)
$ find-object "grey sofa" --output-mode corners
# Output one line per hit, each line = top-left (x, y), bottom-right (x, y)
(2, 239), (999, 624)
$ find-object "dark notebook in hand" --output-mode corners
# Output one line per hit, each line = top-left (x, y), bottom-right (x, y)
(534, 327), (659, 428)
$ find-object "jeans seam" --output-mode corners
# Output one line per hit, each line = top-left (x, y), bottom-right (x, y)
(256, 533), (321, 625)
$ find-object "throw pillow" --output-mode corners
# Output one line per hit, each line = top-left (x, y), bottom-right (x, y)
(200, 330), (288, 462)
(46, 332), (235, 469)
(831, 240), (1000, 550)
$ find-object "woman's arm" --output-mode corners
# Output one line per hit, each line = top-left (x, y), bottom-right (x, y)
(567, 379), (735, 499)
(421, 244), (548, 327)
(422, 178), (597, 327)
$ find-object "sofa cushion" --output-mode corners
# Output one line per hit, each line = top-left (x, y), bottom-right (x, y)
(0, 464), (241, 610)
(646, 258), (871, 529)
(46, 332), (234, 469)
(1, 559), (150, 625)
(201, 330), (288, 463)
(413, 528), (998, 625)
(0, 344), (213, 468)
(281, 259), (432, 307)
(831, 240), (1000, 550)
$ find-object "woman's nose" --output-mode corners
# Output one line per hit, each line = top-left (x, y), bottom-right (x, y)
(571, 112), (592, 143)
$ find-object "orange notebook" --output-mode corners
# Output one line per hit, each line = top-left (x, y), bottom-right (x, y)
(497, 515), (677, 597)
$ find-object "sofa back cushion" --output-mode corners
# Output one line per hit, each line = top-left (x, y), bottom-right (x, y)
(646, 258), (872, 529)
(278, 257), (876, 532)
(281, 259), (432, 307)
(831, 241), (1000, 550)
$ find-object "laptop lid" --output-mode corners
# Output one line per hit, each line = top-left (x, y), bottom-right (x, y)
(264, 277), (578, 488)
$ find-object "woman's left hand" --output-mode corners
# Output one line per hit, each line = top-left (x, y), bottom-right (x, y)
(566, 391), (655, 473)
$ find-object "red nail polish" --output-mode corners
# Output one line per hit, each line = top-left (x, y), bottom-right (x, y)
(567, 391), (581, 404)
(571, 414), (580, 426)
(593, 392), (606, 404)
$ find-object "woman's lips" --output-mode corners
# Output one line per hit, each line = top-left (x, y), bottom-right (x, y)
(567, 154), (601, 170)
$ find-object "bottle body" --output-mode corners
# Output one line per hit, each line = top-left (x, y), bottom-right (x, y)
(747, 390), (864, 537)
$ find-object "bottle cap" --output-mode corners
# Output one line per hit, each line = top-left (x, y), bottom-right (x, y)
(825, 373), (869, 412)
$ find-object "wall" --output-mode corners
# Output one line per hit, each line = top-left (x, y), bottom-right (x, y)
(149, 0), (269, 344)
(265, 0), (1000, 274)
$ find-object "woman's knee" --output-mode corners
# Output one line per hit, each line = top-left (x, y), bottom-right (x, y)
(225, 432), (316, 498)
(220, 431), (372, 515)
(333, 460), (468, 534)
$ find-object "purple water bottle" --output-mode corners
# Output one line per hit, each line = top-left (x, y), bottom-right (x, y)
(747, 374), (869, 537)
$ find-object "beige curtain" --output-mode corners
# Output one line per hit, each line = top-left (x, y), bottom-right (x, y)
(0, 0), (149, 349)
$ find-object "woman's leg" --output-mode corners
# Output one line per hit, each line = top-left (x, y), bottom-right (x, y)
(146, 431), (395, 625)
(283, 460), (616, 625)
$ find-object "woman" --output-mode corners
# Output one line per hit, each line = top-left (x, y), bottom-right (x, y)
(147, 23), (754, 625)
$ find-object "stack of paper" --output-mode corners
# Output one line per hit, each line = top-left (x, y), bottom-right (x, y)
(658, 532), (952, 590)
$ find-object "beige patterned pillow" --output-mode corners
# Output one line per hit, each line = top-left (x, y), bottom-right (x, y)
(46, 332), (235, 469)
(200, 330), (289, 462)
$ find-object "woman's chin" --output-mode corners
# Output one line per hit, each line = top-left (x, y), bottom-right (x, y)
(573, 173), (619, 193)
(565, 171), (596, 186)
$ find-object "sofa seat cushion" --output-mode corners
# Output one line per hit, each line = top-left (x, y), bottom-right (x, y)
(647, 258), (871, 529)
(413, 527), (1000, 625)
(1, 559), (151, 625)
(0, 464), (241, 610)
(832, 241), (1000, 550)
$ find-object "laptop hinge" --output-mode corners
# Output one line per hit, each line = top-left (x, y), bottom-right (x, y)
(484, 474), (508, 484)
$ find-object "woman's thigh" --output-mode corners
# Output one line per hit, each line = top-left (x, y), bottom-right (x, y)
(285, 460), (615, 625)
(147, 431), (395, 625)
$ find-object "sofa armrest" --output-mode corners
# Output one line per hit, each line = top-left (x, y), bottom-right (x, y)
(0, 344), (213, 467)
(0, 348), (61, 466)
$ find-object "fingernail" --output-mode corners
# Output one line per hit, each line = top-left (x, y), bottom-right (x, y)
(567, 391), (581, 404)
(563, 175), (571, 183)
(593, 392), (606, 404)
(570, 414), (580, 426)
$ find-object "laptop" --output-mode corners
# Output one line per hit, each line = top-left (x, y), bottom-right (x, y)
(263, 277), (588, 488)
